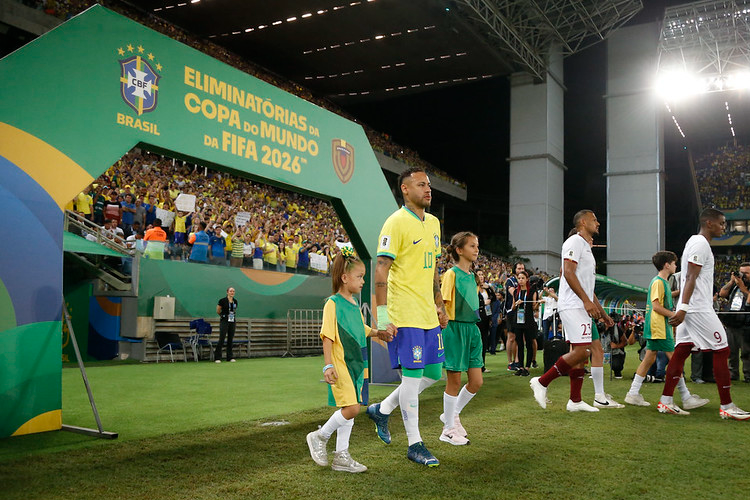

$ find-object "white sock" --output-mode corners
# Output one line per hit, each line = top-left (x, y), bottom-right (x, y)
(629, 374), (645, 396)
(419, 376), (439, 392)
(399, 376), (422, 446)
(379, 386), (401, 415)
(335, 417), (354, 452)
(660, 395), (674, 405)
(721, 403), (735, 411)
(677, 377), (691, 401)
(319, 409), (347, 440)
(443, 393), (457, 430)
(379, 375), (438, 415)
(591, 366), (604, 396)
(455, 385), (476, 415)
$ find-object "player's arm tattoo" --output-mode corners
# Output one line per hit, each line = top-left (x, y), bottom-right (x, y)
(375, 256), (393, 307)
(433, 266), (446, 312)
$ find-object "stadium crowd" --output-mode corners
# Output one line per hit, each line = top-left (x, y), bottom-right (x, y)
(694, 144), (750, 210)
(68, 150), (352, 274)
(22, 0), (465, 190)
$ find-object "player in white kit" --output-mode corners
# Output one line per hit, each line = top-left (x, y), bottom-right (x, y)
(529, 210), (618, 412)
(658, 208), (750, 420)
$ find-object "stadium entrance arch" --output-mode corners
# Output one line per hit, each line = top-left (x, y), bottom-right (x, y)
(0, 5), (396, 438)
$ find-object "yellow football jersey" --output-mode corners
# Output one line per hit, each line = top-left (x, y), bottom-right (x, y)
(377, 206), (441, 329)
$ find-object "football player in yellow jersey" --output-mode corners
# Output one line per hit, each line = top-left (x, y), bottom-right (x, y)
(366, 167), (449, 467)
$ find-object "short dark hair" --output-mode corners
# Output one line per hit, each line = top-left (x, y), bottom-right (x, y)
(740, 262), (750, 268)
(513, 261), (525, 273)
(153, 218), (162, 227)
(199, 221), (207, 230)
(699, 207), (724, 227)
(573, 209), (594, 228)
(397, 167), (426, 192)
(652, 251), (677, 271)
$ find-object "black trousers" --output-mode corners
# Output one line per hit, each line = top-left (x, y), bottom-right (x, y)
(215, 319), (236, 361)
(516, 322), (536, 368)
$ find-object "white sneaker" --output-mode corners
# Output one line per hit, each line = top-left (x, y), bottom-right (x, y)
(719, 405), (750, 421)
(594, 393), (625, 409)
(439, 427), (470, 445)
(439, 413), (467, 438)
(566, 400), (600, 412)
(530, 377), (548, 409)
(682, 394), (709, 410)
(657, 401), (690, 415)
(624, 393), (650, 407)
(331, 449), (367, 472)
(306, 430), (329, 466)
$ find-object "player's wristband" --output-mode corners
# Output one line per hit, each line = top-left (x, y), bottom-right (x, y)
(322, 364), (334, 373)
(677, 303), (689, 312)
(377, 305), (390, 330)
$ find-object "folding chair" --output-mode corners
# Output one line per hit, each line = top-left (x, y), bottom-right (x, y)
(155, 332), (187, 363)
(188, 319), (213, 361)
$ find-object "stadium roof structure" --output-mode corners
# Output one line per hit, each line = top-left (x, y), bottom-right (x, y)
(127, 0), (642, 103)
(658, 0), (750, 78)
(656, 1), (750, 143)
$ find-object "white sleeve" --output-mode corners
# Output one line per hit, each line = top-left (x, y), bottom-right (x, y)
(562, 236), (583, 263)
(687, 240), (707, 267)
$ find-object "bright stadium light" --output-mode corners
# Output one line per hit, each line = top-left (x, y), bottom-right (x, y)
(655, 71), (706, 101)
(726, 71), (750, 90)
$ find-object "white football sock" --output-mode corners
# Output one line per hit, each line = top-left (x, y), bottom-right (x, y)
(399, 376), (422, 446)
(455, 385), (476, 415)
(591, 366), (604, 396)
(379, 386), (401, 415)
(677, 376), (691, 401)
(442, 393), (457, 429)
(319, 409), (347, 439)
(419, 376), (439, 392)
(629, 374), (645, 396)
(660, 395), (674, 405)
(335, 416), (354, 452)
(379, 374), (437, 415)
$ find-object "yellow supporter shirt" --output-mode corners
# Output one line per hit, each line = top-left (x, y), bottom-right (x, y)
(285, 246), (297, 268)
(174, 215), (187, 233)
(264, 242), (278, 265)
(377, 206), (442, 329)
(76, 192), (92, 215)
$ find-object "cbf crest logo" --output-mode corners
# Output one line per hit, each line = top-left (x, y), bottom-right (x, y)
(331, 139), (355, 184)
(434, 234), (440, 249)
(412, 345), (423, 363)
(118, 44), (162, 115)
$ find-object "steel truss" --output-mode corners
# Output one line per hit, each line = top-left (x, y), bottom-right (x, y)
(457, 0), (643, 79)
(658, 0), (750, 76)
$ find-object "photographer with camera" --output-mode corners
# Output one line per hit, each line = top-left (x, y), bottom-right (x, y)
(718, 263), (750, 383)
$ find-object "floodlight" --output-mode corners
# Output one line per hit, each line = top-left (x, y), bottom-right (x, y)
(726, 71), (750, 90)
(655, 71), (706, 101)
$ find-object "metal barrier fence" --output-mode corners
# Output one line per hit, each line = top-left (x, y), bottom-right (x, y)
(285, 309), (324, 357)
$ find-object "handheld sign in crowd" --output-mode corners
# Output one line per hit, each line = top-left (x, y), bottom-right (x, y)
(309, 252), (328, 272)
(174, 193), (196, 212)
(235, 211), (252, 228)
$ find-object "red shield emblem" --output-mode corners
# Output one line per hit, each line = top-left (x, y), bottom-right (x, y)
(331, 139), (355, 184)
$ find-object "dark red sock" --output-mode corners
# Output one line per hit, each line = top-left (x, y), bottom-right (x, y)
(569, 368), (585, 402)
(663, 343), (692, 397)
(539, 356), (572, 387)
(713, 347), (732, 405)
